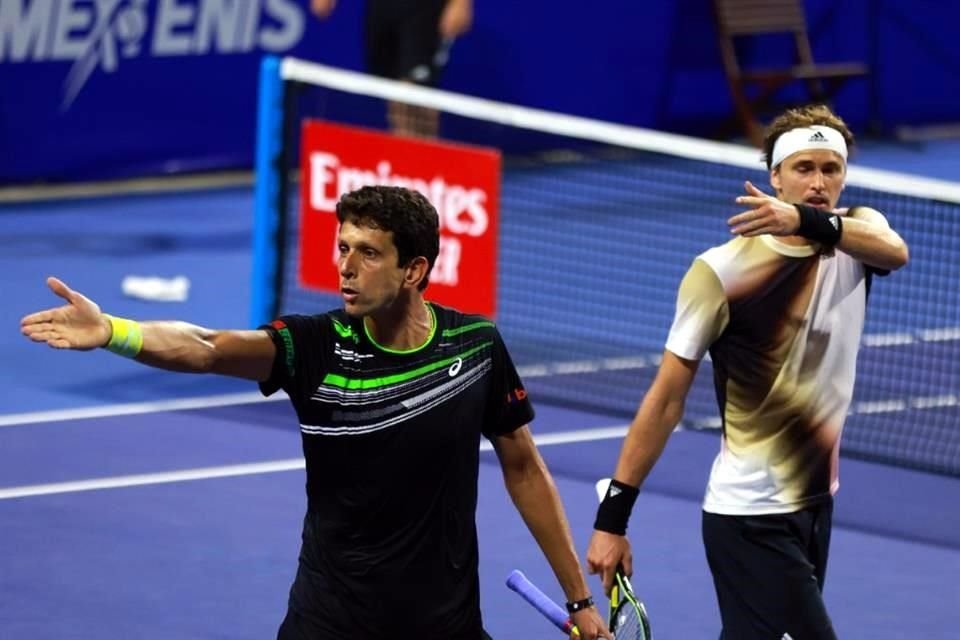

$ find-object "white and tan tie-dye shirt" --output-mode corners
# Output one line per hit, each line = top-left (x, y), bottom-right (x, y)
(666, 234), (869, 515)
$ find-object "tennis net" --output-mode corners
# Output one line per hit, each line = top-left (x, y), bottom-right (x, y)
(252, 56), (960, 476)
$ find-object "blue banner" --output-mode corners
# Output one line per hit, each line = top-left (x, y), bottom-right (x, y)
(3, 0), (959, 185)
(1, 0), (328, 184)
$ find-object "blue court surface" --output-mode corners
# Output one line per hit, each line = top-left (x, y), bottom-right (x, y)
(2, 141), (960, 638)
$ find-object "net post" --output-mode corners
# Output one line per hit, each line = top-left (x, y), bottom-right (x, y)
(250, 55), (284, 328)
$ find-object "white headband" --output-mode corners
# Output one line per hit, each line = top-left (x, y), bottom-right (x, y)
(770, 125), (847, 168)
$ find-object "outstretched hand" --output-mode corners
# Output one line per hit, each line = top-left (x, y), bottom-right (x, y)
(20, 277), (111, 350)
(727, 181), (801, 237)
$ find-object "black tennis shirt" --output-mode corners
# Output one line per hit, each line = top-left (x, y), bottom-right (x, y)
(260, 303), (534, 637)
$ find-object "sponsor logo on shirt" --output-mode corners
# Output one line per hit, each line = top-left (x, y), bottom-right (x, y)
(506, 387), (528, 404)
(271, 320), (295, 377)
(448, 357), (463, 377)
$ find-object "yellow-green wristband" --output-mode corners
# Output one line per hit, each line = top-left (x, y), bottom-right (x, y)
(104, 314), (143, 358)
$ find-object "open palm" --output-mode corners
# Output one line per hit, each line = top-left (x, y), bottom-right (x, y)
(20, 277), (111, 350)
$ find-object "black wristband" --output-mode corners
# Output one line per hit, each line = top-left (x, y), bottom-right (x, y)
(593, 479), (639, 535)
(795, 204), (843, 246)
(565, 596), (594, 614)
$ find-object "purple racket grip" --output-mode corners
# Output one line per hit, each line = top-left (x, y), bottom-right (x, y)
(506, 569), (575, 634)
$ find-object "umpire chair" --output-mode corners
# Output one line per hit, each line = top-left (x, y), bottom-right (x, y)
(712, 0), (868, 146)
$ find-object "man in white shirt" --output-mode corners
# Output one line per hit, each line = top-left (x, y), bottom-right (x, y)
(585, 105), (909, 639)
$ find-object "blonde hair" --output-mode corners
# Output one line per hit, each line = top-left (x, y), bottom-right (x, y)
(762, 105), (855, 169)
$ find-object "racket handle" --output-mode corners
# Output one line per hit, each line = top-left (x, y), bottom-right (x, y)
(506, 570), (580, 636)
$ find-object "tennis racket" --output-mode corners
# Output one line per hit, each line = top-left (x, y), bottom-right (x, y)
(506, 569), (580, 637)
(595, 478), (654, 640)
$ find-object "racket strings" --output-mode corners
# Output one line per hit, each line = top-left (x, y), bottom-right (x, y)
(611, 601), (645, 639)
(610, 579), (651, 640)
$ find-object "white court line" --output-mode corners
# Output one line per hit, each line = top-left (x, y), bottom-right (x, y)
(517, 326), (960, 378)
(0, 425), (629, 500)
(0, 460), (305, 500)
(2, 326), (956, 430)
(3, 390), (957, 499)
(0, 391), (285, 428)
(0, 325), (955, 429)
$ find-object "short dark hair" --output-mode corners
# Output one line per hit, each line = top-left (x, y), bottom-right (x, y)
(336, 186), (440, 291)
(762, 104), (855, 170)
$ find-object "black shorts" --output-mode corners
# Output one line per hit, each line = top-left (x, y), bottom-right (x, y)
(276, 608), (493, 640)
(365, 0), (449, 85)
(701, 499), (837, 640)
(276, 511), (486, 639)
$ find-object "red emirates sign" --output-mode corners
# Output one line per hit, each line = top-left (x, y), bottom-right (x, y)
(299, 120), (501, 317)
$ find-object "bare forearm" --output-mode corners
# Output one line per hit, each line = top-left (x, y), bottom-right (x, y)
(613, 388), (684, 489)
(837, 215), (908, 271)
(505, 460), (590, 601)
(98, 315), (273, 381)
(128, 320), (220, 373)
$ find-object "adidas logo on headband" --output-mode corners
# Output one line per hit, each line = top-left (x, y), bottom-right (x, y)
(771, 126), (848, 167)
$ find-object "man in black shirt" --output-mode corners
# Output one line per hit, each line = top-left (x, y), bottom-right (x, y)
(21, 186), (611, 640)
